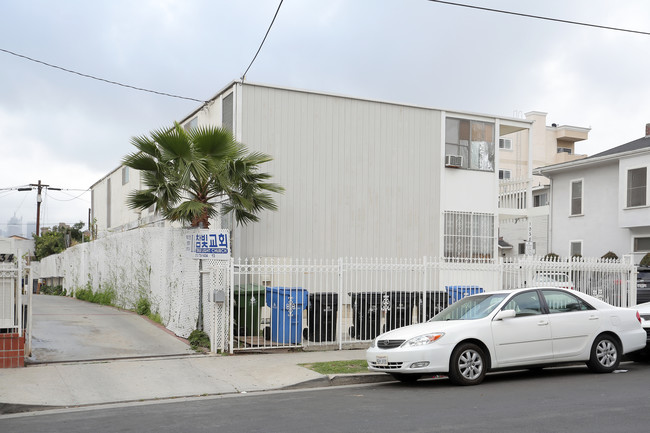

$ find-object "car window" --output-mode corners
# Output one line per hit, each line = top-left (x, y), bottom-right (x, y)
(429, 293), (508, 321)
(502, 292), (543, 317)
(541, 289), (594, 313)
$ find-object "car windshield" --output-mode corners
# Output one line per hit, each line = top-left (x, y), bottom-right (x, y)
(428, 293), (508, 321)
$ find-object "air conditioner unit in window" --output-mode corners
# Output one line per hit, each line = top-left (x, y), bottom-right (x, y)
(445, 155), (463, 167)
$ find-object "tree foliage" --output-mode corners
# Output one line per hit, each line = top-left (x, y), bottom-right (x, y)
(122, 123), (284, 228)
(34, 222), (86, 260)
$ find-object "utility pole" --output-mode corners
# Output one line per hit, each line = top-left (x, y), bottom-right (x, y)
(17, 180), (61, 237)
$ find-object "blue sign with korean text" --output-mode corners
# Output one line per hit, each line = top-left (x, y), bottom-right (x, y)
(186, 230), (230, 259)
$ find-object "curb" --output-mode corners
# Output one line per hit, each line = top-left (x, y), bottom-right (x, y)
(282, 373), (394, 390)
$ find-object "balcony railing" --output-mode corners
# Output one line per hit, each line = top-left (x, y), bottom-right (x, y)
(499, 178), (530, 210)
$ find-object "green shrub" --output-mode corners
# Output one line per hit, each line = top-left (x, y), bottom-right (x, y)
(641, 253), (650, 267)
(147, 311), (163, 325)
(136, 297), (151, 316)
(93, 286), (116, 305)
(74, 285), (116, 306)
(188, 329), (210, 351)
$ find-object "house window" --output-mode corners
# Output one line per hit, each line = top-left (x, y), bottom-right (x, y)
(627, 167), (647, 208)
(121, 167), (129, 185)
(534, 193), (548, 207)
(570, 241), (582, 257)
(498, 170), (511, 180)
(445, 118), (495, 172)
(444, 211), (494, 259)
(517, 242), (536, 255)
(106, 178), (111, 229)
(184, 116), (198, 131)
(222, 93), (234, 132)
(634, 237), (650, 252)
(570, 179), (583, 216)
(499, 138), (512, 150)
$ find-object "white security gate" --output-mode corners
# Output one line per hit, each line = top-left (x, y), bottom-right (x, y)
(0, 260), (32, 355)
(216, 256), (636, 353)
(0, 263), (17, 329)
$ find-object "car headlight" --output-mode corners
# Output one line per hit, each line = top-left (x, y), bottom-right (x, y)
(403, 333), (445, 347)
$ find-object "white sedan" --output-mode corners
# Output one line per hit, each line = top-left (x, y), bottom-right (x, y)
(366, 287), (646, 385)
(634, 301), (650, 359)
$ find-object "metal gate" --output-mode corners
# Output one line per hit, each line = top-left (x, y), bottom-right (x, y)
(0, 259), (32, 357)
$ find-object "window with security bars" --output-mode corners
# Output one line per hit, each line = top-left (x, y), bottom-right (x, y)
(627, 167), (647, 208)
(444, 211), (494, 259)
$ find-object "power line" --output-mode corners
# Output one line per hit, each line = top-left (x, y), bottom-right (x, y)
(47, 190), (90, 202)
(427, 0), (650, 36)
(241, 0), (284, 81)
(0, 47), (208, 103)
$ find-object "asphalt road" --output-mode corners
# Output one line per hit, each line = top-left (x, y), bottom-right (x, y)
(3, 361), (650, 432)
(29, 294), (193, 362)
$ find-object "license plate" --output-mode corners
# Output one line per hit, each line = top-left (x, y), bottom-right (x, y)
(376, 355), (388, 366)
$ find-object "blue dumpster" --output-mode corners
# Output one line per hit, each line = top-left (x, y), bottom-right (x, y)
(445, 286), (484, 304)
(265, 287), (309, 343)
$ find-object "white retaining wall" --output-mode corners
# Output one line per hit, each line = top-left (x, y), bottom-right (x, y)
(38, 228), (206, 339)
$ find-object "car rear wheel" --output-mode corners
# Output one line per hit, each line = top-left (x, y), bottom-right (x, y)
(448, 343), (487, 386)
(390, 373), (422, 383)
(586, 334), (621, 373)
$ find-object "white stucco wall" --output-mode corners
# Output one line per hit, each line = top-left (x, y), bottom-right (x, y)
(549, 162), (630, 258)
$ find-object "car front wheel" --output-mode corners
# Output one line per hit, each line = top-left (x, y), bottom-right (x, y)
(586, 334), (621, 373)
(448, 343), (487, 386)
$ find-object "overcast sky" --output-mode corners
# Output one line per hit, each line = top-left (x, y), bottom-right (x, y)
(1, 0), (649, 237)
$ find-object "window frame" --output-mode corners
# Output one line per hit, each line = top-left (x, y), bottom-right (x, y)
(540, 289), (594, 313)
(498, 169), (512, 180)
(533, 192), (548, 207)
(121, 166), (129, 185)
(570, 240), (582, 257)
(443, 211), (495, 259)
(569, 179), (583, 216)
(222, 91), (234, 132)
(634, 237), (650, 253)
(444, 117), (495, 172)
(626, 166), (647, 208)
(499, 138), (512, 151)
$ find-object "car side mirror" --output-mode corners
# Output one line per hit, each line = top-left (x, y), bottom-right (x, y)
(494, 309), (516, 321)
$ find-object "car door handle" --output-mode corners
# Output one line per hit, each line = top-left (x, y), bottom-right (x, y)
(538, 320), (549, 326)
(589, 316), (599, 320)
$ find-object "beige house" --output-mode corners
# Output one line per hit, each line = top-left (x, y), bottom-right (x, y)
(498, 111), (591, 257)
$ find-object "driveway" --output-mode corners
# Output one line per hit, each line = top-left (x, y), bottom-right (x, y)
(29, 294), (193, 363)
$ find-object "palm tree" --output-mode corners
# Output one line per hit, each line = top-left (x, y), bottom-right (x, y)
(122, 123), (284, 229)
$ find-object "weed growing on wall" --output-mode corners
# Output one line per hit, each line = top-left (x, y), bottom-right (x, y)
(136, 297), (151, 316)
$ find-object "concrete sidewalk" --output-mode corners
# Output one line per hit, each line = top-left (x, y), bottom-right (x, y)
(0, 349), (392, 414)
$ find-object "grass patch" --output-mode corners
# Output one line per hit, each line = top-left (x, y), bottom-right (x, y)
(300, 359), (369, 375)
